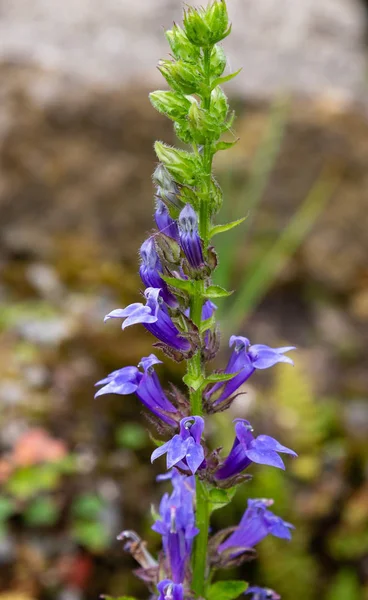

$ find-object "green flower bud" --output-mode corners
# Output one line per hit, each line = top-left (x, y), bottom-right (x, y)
(165, 24), (200, 62)
(211, 86), (229, 123)
(183, 1), (231, 47)
(211, 45), (227, 78)
(158, 59), (199, 95)
(153, 163), (182, 208)
(174, 121), (194, 145)
(154, 142), (199, 186)
(187, 101), (221, 144)
(207, 0), (231, 42)
(149, 91), (191, 122)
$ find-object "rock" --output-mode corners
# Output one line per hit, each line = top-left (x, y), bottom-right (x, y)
(0, 0), (366, 103)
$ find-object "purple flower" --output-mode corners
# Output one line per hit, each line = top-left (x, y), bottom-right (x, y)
(215, 419), (297, 480)
(178, 204), (204, 269)
(157, 579), (184, 600)
(153, 471), (198, 583)
(246, 587), (281, 600)
(95, 353), (178, 426)
(104, 288), (191, 352)
(206, 336), (295, 405)
(139, 238), (177, 306)
(217, 499), (294, 558)
(155, 198), (179, 240)
(151, 416), (205, 474)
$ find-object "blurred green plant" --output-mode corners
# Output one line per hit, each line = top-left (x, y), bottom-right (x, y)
(213, 98), (340, 334)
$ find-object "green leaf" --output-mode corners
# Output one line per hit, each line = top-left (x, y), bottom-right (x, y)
(211, 68), (242, 90)
(208, 487), (237, 512)
(205, 285), (233, 299)
(214, 139), (239, 152)
(161, 275), (195, 294)
(116, 423), (147, 450)
(71, 520), (109, 552)
(199, 315), (216, 333)
(210, 217), (247, 238)
(72, 494), (104, 520)
(207, 580), (248, 600)
(205, 372), (239, 384)
(0, 497), (15, 522)
(24, 496), (59, 527)
(183, 373), (205, 391)
(6, 464), (61, 499)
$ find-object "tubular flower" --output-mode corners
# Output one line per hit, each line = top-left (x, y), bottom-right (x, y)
(151, 416), (205, 474)
(217, 499), (294, 558)
(95, 354), (178, 426)
(104, 287), (191, 352)
(157, 579), (184, 600)
(155, 198), (179, 240)
(206, 336), (295, 405)
(152, 471), (198, 583)
(178, 204), (204, 269)
(215, 419), (297, 480)
(139, 237), (177, 306)
(246, 587), (281, 600)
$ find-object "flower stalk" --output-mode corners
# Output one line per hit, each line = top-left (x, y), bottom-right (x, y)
(97, 2), (298, 599)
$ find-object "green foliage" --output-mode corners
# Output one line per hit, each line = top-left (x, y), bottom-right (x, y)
(210, 217), (246, 237)
(116, 423), (147, 451)
(0, 496), (15, 522)
(24, 496), (59, 526)
(326, 571), (361, 600)
(207, 580), (248, 600)
(205, 285), (233, 298)
(208, 486), (237, 512)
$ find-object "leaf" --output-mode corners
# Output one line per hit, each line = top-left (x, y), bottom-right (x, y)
(214, 139), (239, 152)
(72, 494), (104, 520)
(211, 68), (243, 90)
(205, 372), (239, 384)
(116, 423), (147, 450)
(161, 275), (195, 294)
(207, 580), (248, 600)
(183, 373), (205, 392)
(200, 315), (216, 333)
(209, 487), (237, 512)
(24, 497), (59, 527)
(210, 217), (247, 238)
(205, 285), (233, 299)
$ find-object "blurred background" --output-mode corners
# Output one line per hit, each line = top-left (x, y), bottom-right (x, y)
(0, 1), (368, 599)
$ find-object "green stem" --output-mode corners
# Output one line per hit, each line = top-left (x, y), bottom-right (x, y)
(192, 479), (210, 597)
(189, 45), (214, 598)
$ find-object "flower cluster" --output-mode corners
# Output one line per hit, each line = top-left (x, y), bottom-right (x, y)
(97, 2), (298, 599)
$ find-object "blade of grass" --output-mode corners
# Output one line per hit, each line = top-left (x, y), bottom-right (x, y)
(224, 165), (341, 334)
(215, 95), (290, 291)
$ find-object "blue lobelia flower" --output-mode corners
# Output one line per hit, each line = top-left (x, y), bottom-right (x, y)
(246, 587), (281, 600)
(205, 336), (295, 406)
(217, 498), (294, 558)
(157, 579), (184, 600)
(104, 287), (191, 352)
(139, 237), (177, 307)
(151, 416), (205, 474)
(95, 353), (178, 426)
(215, 419), (297, 480)
(178, 204), (204, 269)
(155, 198), (179, 240)
(152, 470), (198, 583)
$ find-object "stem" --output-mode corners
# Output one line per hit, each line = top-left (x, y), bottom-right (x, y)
(190, 45), (214, 598)
(192, 479), (210, 597)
